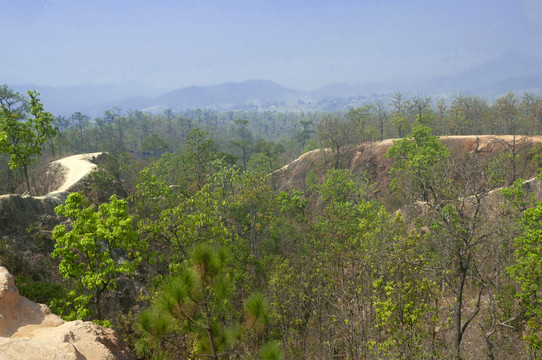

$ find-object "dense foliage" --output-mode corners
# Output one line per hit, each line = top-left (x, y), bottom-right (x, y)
(0, 87), (57, 194)
(3, 84), (542, 359)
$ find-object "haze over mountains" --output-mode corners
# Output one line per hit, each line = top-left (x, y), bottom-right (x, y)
(6, 52), (542, 116)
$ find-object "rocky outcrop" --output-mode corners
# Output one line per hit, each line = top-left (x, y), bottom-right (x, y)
(272, 135), (542, 211)
(0, 152), (106, 236)
(51, 152), (103, 193)
(0, 192), (68, 236)
(397, 176), (542, 228)
(0, 266), (134, 360)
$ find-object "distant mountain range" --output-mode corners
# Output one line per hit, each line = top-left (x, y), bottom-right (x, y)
(8, 82), (166, 116)
(4, 52), (542, 116)
(423, 52), (542, 95)
(118, 79), (299, 114)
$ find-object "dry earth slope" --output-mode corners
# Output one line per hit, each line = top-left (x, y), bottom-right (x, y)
(272, 135), (542, 206)
(0, 152), (103, 235)
(0, 266), (134, 360)
(0, 152), (136, 359)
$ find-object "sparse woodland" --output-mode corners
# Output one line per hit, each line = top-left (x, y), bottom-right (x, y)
(3, 85), (542, 359)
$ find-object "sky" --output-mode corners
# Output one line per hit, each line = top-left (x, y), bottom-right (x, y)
(1, 0), (541, 91)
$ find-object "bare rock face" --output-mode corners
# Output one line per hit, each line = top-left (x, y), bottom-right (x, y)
(272, 135), (542, 214)
(0, 266), (134, 360)
(0, 193), (67, 236)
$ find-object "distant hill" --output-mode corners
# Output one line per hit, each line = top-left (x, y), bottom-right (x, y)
(57, 79), (299, 115)
(423, 52), (542, 97)
(454, 52), (542, 86)
(8, 82), (165, 116)
(148, 79), (298, 112)
(4, 52), (542, 115)
(310, 82), (397, 99)
(313, 52), (542, 101)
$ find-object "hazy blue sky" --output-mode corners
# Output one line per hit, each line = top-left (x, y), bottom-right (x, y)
(1, 0), (541, 90)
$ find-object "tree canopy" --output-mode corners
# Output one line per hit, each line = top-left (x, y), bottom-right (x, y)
(0, 88), (57, 193)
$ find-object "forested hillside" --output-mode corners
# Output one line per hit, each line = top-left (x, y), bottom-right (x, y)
(2, 85), (542, 359)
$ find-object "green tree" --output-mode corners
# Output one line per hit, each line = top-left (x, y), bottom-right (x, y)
(493, 92), (529, 183)
(317, 114), (353, 169)
(391, 112), (408, 139)
(311, 168), (371, 205)
(0, 131), (6, 147)
(70, 111), (90, 153)
(145, 128), (216, 196)
(521, 93), (542, 136)
(374, 100), (389, 141)
(496, 91), (520, 135)
(140, 184), (236, 275)
(0, 84), (28, 113)
(250, 139), (285, 173)
(389, 91), (409, 137)
(142, 133), (169, 157)
(52, 192), (144, 320)
(229, 171), (276, 258)
(306, 169), (396, 358)
(114, 114), (127, 151)
(386, 124), (450, 203)
(103, 107), (121, 150)
(387, 127), (505, 360)
(182, 128), (216, 191)
(408, 95), (434, 127)
(131, 168), (175, 220)
(346, 104), (374, 142)
(509, 193), (542, 353)
(0, 89), (57, 194)
(372, 230), (439, 359)
(449, 94), (489, 135)
(296, 120), (314, 151)
(231, 118), (253, 171)
(164, 108), (174, 134)
(139, 243), (280, 360)
(52, 115), (70, 157)
(248, 152), (273, 174)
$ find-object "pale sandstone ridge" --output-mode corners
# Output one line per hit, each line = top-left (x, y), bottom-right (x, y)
(0, 192), (65, 233)
(0, 266), (134, 360)
(397, 176), (542, 229)
(272, 135), (542, 194)
(51, 152), (103, 193)
(0, 153), (104, 234)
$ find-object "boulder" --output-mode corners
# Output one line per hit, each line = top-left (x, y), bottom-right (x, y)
(0, 266), (134, 360)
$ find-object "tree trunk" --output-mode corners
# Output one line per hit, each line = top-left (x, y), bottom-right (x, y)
(242, 147), (247, 171)
(201, 280), (218, 360)
(207, 326), (218, 360)
(334, 145), (340, 169)
(23, 164), (31, 195)
(118, 125), (124, 151)
(453, 266), (467, 360)
(95, 283), (107, 320)
(80, 129), (84, 153)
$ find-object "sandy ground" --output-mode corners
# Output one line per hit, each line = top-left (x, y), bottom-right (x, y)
(0, 267), (134, 360)
(50, 152), (103, 192)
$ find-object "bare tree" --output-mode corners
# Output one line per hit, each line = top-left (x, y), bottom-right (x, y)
(317, 114), (353, 169)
